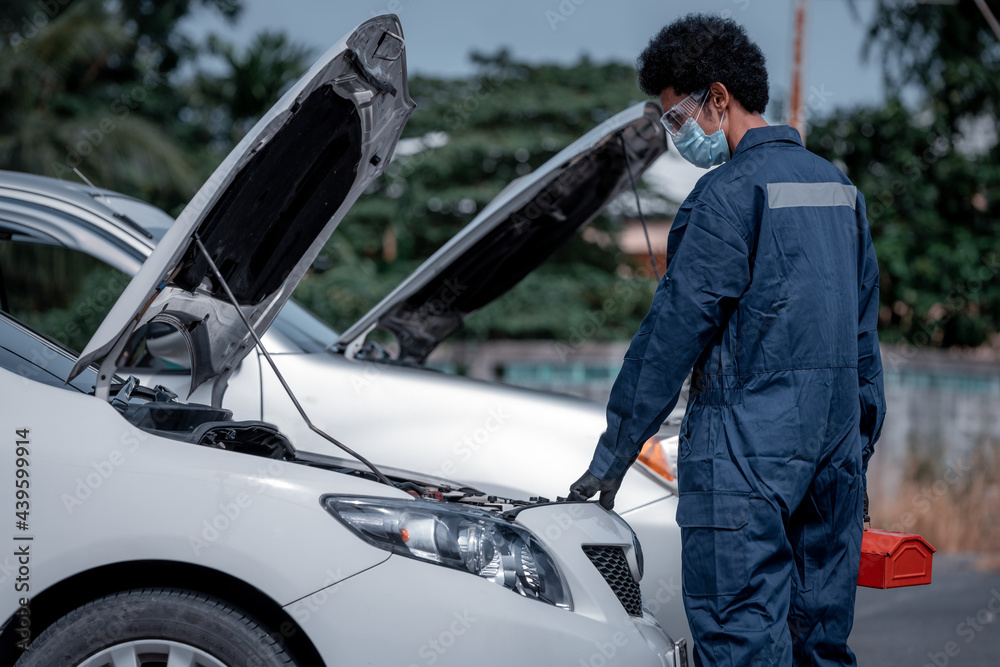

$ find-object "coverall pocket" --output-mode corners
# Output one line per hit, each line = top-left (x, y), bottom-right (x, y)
(676, 491), (750, 597)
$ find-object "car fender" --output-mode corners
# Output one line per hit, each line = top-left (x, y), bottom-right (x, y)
(0, 366), (401, 626)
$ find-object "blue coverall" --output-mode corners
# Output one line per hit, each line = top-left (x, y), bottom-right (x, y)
(589, 125), (886, 666)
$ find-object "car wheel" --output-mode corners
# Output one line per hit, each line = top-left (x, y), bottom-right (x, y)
(14, 588), (297, 667)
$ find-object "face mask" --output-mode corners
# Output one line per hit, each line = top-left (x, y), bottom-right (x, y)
(671, 104), (729, 168)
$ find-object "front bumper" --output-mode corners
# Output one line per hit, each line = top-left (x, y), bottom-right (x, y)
(620, 494), (691, 643)
(286, 553), (681, 666)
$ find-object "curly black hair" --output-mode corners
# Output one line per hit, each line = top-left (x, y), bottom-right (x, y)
(637, 14), (769, 114)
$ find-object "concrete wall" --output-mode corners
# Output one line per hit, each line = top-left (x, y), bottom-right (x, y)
(433, 340), (1000, 489)
(433, 340), (1000, 549)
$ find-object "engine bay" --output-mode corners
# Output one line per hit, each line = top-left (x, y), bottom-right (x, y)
(107, 374), (549, 515)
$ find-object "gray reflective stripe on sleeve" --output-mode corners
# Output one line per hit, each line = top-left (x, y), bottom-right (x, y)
(767, 182), (857, 210)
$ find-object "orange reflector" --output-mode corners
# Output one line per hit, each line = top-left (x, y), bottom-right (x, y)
(400, 529), (410, 543)
(638, 436), (675, 482)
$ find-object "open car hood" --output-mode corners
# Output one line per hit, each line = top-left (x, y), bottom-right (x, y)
(334, 101), (667, 364)
(70, 15), (415, 404)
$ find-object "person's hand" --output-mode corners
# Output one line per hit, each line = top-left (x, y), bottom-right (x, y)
(567, 471), (624, 510)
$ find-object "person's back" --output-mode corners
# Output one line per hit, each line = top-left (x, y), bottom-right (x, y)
(671, 125), (883, 665)
(567, 14), (886, 667)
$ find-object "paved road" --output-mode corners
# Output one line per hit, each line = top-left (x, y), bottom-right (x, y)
(850, 555), (1000, 667)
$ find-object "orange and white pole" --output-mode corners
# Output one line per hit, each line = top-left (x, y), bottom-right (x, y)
(788, 0), (810, 145)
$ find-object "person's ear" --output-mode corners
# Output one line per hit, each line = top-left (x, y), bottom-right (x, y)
(708, 82), (730, 117)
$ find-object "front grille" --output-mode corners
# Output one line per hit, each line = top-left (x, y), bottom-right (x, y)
(583, 545), (643, 616)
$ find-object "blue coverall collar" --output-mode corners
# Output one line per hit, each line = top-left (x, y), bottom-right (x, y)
(731, 125), (803, 159)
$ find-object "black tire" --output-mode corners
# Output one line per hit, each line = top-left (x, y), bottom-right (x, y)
(14, 587), (298, 667)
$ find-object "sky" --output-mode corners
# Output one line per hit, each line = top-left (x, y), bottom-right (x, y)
(183, 0), (888, 119)
(181, 0), (890, 204)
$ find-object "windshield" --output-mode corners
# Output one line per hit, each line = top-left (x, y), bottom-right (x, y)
(271, 300), (339, 353)
(0, 312), (111, 393)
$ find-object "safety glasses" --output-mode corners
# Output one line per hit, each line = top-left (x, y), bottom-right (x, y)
(659, 89), (709, 138)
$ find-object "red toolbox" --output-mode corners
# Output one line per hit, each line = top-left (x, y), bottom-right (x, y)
(858, 529), (936, 588)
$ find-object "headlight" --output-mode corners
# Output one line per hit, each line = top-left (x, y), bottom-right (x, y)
(323, 496), (571, 609)
(638, 435), (677, 484)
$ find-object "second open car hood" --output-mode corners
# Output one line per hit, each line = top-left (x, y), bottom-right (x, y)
(334, 101), (668, 364)
(69, 15), (415, 404)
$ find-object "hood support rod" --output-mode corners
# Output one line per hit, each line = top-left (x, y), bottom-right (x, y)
(619, 133), (660, 281)
(193, 235), (396, 489)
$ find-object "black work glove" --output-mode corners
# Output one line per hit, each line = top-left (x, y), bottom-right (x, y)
(567, 471), (624, 510)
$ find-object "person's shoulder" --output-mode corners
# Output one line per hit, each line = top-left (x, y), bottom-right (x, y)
(684, 159), (756, 223)
(676, 166), (753, 248)
(798, 145), (853, 184)
(681, 165), (731, 209)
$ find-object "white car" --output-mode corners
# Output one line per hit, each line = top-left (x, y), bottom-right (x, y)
(0, 15), (691, 657)
(0, 15), (689, 667)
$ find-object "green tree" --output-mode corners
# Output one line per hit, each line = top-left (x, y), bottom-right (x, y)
(188, 30), (314, 148)
(862, 0), (1000, 137)
(808, 1), (1000, 347)
(0, 0), (241, 211)
(810, 100), (1000, 347)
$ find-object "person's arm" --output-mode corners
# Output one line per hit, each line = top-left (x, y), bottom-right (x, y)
(856, 195), (886, 519)
(588, 199), (752, 483)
